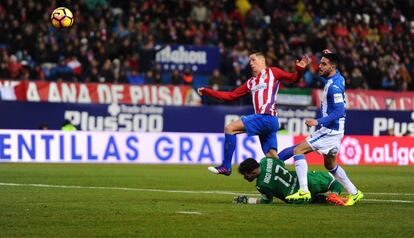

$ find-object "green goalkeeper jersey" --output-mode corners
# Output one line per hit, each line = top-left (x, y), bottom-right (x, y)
(256, 157), (342, 204)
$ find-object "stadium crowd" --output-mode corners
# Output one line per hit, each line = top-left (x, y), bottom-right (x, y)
(0, 0), (414, 92)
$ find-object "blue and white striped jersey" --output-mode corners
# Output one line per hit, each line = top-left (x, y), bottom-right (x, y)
(317, 72), (346, 132)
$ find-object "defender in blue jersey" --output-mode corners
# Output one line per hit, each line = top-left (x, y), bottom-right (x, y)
(279, 50), (363, 206)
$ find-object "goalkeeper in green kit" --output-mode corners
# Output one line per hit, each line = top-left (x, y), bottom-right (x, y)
(235, 157), (346, 205)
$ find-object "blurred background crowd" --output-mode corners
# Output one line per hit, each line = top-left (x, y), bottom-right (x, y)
(0, 0), (414, 92)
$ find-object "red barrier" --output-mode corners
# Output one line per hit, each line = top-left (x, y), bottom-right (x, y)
(0, 80), (201, 106)
(313, 89), (414, 110)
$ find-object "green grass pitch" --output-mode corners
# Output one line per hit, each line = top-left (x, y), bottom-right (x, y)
(0, 163), (413, 238)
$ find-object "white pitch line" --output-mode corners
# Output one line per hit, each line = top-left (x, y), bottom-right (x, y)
(365, 192), (414, 196)
(0, 182), (413, 204)
(363, 199), (414, 204)
(0, 182), (240, 195)
(176, 211), (203, 215)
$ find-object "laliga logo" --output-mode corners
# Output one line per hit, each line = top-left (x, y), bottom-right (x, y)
(339, 137), (362, 165)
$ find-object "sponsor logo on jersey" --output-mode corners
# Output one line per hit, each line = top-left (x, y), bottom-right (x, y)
(333, 93), (344, 103)
(250, 83), (267, 93)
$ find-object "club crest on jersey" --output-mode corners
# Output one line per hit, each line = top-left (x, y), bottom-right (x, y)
(251, 83), (267, 93)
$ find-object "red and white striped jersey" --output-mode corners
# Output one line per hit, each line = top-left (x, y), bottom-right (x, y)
(247, 67), (280, 115)
(203, 65), (305, 116)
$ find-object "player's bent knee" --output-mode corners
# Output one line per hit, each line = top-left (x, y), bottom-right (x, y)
(293, 147), (304, 155)
(224, 124), (234, 134)
(224, 123), (242, 134)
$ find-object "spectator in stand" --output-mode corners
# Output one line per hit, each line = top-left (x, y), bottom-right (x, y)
(86, 67), (101, 83)
(153, 71), (163, 85)
(182, 68), (193, 85)
(101, 59), (115, 83)
(7, 55), (22, 79)
(347, 67), (366, 89)
(20, 60), (31, 80)
(51, 57), (73, 82)
(208, 69), (228, 90)
(366, 61), (382, 89)
(0, 0), (413, 95)
(170, 69), (182, 85)
(227, 63), (247, 88)
(398, 63), (412, 91)
(190, 0), (209, 23)
(144, 69), (156, 84)
(207, 68), (230, 105)
(127, 69), (144, 85)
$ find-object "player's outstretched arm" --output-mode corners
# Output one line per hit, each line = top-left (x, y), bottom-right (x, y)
(271, 55), (311, 83)
(197, 82), (249, 101)
(233, 195), (262, 204)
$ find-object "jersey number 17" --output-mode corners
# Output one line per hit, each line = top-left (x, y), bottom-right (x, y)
(274, 165), (293, 187)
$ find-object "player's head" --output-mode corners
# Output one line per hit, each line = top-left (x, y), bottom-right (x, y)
(249, 52), (266, 76)
(238, 158), (260, 182)
(319, 53), (339, 78)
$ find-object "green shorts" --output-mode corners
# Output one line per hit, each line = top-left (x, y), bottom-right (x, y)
(308, 171), (344, 195)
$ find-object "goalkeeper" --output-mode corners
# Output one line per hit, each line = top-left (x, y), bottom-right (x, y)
(235, 158), (346, 205)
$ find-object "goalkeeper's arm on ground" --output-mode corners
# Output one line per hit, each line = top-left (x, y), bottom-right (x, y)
(233, 193), (273, 205)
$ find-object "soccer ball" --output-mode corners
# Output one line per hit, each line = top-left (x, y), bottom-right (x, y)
(51, 7), (74, 28)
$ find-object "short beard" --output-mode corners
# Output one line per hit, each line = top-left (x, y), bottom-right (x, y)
(320, 71), (330, 78)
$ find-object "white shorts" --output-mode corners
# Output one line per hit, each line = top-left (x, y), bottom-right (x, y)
(306, 127), (343, 155)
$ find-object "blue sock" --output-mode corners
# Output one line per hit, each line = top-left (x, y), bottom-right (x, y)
(278, 144), (297, 161)
(222, 134), (236, 169)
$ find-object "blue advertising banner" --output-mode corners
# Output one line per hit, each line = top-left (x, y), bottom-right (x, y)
(345, 110), (414, 136)
(0, 101), (412, 136)
(155, 45), (220, 73)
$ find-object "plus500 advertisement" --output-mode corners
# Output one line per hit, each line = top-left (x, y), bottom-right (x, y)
(0, 130), (413, 165)
(0, 101), (413, 136)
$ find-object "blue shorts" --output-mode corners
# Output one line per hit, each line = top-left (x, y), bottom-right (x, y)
(241, 114), (279, 154)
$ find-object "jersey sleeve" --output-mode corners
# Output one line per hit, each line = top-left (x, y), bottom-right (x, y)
(270, 65), (305, 83)
(317, 85), (345, 126)
(257, 186), (274, 204)
(202, 81), (249, 101)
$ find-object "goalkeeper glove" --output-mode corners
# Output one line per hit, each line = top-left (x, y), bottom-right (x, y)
(233, 195), (248, 204)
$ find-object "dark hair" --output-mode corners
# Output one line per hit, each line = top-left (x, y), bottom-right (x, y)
(238, 158), (259, 174)
(250, 52), (265, 58)
(322, 53), (340, 66)
(249, 52), (267, 66)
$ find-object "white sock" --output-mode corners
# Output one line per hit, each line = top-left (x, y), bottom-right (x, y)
(294, 155), (309, 193)
(330, 165), (358, 195)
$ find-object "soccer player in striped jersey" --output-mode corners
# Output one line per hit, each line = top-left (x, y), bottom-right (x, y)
(280, 50), (363, 206)
(234, 158), (345, 205)
(197, 52), (311, 176)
